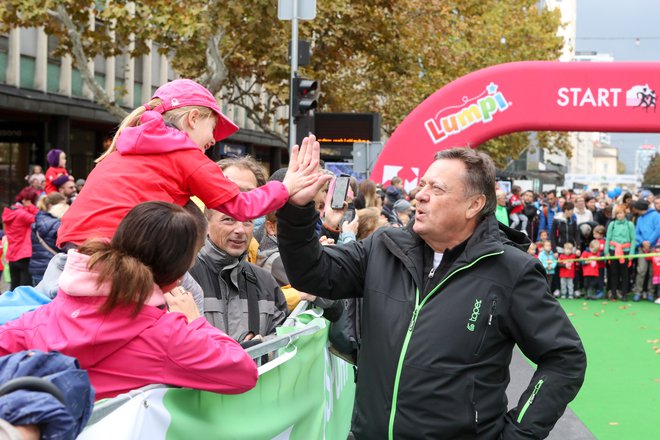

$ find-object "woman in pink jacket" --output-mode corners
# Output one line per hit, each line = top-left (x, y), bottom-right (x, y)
(1, 187), (40, 290)
(0, 201), (258, 400)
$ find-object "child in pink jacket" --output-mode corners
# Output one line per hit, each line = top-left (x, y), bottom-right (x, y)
(0, 201), (258, 399)
(57, 78), (321, 248)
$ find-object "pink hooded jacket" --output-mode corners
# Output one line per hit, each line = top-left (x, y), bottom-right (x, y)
(1, 204), (38, 262)
(57, 111), (289, 247)
(0, 251), (258, 400)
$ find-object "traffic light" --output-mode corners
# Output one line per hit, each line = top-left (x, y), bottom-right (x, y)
(291, 77), (318, 119)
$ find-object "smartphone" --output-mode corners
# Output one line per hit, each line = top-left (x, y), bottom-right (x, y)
(343, 206), (356, 223)
(331, 175), (351, 209)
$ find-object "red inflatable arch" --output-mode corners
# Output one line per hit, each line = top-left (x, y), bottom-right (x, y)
(369, 61), (660, 190)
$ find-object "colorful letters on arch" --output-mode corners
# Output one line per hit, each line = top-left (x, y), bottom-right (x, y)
(369, 61), (660, 190)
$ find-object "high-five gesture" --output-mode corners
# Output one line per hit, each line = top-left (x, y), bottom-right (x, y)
(283, 135), (332, 206)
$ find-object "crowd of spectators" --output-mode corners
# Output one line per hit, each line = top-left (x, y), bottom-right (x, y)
(0, 77), (638, 437)
(497, 185), (660, 303)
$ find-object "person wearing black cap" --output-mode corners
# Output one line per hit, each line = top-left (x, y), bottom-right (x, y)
(631, 200), (660, 301)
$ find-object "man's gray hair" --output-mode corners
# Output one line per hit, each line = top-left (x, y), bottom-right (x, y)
(434, 147), (496, 218)
(216, 155), (267, 187)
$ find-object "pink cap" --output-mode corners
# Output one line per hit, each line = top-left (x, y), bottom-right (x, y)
(151, 79), (239, 141)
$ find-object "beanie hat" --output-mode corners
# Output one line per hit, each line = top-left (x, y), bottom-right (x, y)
(47, 149), (64, 167)
(52, 175), (70, 189)
(393, 199), (411, 213)
(28, 173), (46, 183)
(632, 200), (649, 211)
(150, 79), (239, 142)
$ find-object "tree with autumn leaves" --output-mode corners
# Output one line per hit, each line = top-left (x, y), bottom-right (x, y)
(0, 0), (567, 165)
(643, 154), (660, 186)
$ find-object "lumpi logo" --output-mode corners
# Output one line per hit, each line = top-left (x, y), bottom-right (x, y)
(425, 82), (510, 145)
(466, 298), (482, 332)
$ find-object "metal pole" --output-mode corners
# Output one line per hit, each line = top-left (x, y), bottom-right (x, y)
(288, 0), (299, 151)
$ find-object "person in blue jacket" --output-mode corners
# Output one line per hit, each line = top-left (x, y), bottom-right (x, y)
(631, 200), (660, 301)
(29, 193), (67, 285)
(537, 190), (562, 241)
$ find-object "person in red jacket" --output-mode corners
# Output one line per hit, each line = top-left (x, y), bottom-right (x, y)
(0, 201), (258, 400)
(558, 242), (578, 299)
(508, 185), (528, 233)
(1, 188), (39, 290)
(581, 240), (603, 299)
(44, 149), (68, 194)
(57, 78), (323, 249)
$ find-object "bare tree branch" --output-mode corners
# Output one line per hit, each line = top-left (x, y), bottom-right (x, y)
(51, 5), (127, 121)
(198, 32), (227, 94)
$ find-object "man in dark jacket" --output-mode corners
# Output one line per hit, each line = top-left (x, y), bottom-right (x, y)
(277, 146), (586, 440)
(550, 202), (580, 252)
(522, 190), (539, 238)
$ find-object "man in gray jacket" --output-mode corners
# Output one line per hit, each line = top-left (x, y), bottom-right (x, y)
(190, 157), (288, 344)
(277, 145), (586, 439)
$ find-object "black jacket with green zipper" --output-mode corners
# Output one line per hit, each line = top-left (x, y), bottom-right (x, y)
(277, 202), (586, 440)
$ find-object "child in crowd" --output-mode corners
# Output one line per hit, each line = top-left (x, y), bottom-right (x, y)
(581, 240), (603, 299)
(44, 149), (68, 194)
(537, 240), (557, 288)
(558, 243), (577, 299)
(592, 225), (607, 296)
(652, 240), (660, 304)
(508, 185), (528, 234)
(56, 78), (322, 249)
(536, 230), (549, 251)
(25, 165), (45, 187)
(526, 242), (537, 258)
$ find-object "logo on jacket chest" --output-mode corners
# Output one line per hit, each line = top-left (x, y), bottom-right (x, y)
(466, 299), (482, 331)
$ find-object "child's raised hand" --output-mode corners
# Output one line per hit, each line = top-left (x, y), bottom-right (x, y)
(285, 134), (332, 206)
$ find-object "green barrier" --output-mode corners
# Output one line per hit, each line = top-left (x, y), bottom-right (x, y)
(78, 316), (356, 440)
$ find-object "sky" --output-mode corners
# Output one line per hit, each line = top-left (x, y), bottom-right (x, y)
(575, 0), (660, 173)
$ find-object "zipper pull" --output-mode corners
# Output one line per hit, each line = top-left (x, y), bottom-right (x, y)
(408, 308), (420, 332)
(529, 379), (544, 404)
(428, 266), (436, 278)
(488, 298), (498, 326)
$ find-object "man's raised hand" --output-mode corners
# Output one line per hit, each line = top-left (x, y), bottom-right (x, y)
(284, 135), (332, 206)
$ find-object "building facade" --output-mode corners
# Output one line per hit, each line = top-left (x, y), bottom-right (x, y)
(0, 27), (288, 207)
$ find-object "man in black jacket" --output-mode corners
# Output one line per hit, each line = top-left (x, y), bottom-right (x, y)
(522, 190), (540, 238)
(277, 144), (586, 440)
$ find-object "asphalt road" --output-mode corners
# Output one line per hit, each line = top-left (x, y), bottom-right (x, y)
(506, 347), (596, 440)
